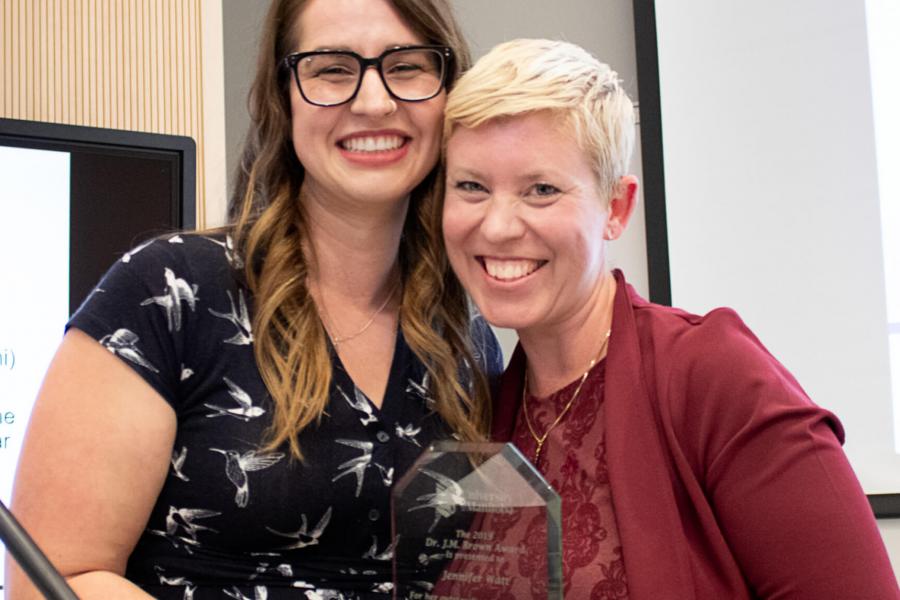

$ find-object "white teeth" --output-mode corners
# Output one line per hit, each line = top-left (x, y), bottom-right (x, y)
(341, 135), (404, 153)
(483, 258), (542, 281)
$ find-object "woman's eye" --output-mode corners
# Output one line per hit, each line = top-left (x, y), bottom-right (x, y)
(455, 180), (487, 194)
(316, 66), (355, 77)
(531, 183), (561, 197)
(387, 62), (423, 74)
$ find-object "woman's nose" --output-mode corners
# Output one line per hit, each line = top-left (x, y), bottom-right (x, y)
(350, 67), (396, 117)
(480, 196), (525, 243)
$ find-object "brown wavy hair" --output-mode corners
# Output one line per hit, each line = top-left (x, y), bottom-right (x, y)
(228, 0), (488, 460)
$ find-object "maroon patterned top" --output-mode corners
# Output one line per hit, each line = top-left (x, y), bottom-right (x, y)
(510, 360), (629, 599)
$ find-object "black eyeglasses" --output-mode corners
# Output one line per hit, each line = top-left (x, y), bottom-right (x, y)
(282, 45), (452, 107)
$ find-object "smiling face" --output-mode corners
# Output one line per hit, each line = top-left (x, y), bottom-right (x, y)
(443, 111), (633, 338)
(289, 0), (446, 208)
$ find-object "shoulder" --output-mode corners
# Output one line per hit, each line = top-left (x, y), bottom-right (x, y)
(633, 297), (763, 375)
(616, 274), (774, 382)
(81, 231), (245, 306)
(636, 300), (784, 391)
(626, 288), (843, 459)
(612, 273), (793, 394)
(115, 231), (240, 280)
(68, 231), (253, 408)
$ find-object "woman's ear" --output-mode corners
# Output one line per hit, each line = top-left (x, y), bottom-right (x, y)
(604, 175), (639, 240)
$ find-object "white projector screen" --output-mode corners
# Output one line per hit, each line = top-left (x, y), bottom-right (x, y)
(0, 119), (196, 590)
(0, 146), (71, 591)
(636, 0), (899, 508)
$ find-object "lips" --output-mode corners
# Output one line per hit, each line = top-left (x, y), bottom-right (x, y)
(480, 257), (546, 281)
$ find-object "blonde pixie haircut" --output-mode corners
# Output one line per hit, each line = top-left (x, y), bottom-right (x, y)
(444, 38), (636, 199)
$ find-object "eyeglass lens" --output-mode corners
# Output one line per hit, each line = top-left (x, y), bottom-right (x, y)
(296, 48), (444, 106)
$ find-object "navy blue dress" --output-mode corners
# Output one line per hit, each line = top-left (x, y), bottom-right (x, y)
(68, 233), (502, 599)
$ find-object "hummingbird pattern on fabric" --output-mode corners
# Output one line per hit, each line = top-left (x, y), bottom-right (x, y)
(362, 536), (396, 562)
(394, 423), (422, 446)
(331, 439), (375, 498)
(147, 527), (201, 555)
(140, 267), (199, 332)
(224, 585), (268, 600)
(146, 506), (219, 553)
(339, 385), (378, 426)
(208, 289), (254, 345)
(296, 586), (347, 600)
(266, 506), (333, 550)
(67, 234), (504, 598)
(164, 506), (221, 540)
(99, 328), (159, 373)
(204, 377), (266, 421)
(210, 448), (285, 508)
(171, 446), (190, 481)
(249, 562), (294, 580)
(405, 371), (435, 410)
(154, 565), (193, 587)
(202, 234), (244, 269)
(153, 566), (198, 600)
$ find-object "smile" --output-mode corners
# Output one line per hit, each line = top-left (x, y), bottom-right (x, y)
(339, 135), (407, 153)
(480, 257), (546, 281)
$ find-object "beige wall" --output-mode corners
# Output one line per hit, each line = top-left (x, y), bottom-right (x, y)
(0, 0), (225, 227)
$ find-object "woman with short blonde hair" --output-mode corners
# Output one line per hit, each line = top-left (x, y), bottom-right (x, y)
(441, 38), (898, 599)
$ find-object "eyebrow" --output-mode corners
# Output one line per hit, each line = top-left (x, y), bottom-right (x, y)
(446, 167), (484, 179)
(450, 168), (561, 180)
(520, 171), (558, 181)
(303, 43), (421, 54)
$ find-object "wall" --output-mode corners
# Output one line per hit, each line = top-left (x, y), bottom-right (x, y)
(222, 0), (266, 219)
(226, 0), (898, 581)
(221, 0), (649, 357)
(647, 0), (900, 577)
(0, 0), (226, 227)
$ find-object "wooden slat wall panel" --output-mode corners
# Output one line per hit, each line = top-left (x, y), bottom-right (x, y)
(0, 0), (207, 226)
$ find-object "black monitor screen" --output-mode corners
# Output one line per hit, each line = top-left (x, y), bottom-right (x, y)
(0, 118), (196, 314)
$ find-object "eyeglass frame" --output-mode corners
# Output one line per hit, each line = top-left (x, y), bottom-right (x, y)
(281, 45), (453, 107)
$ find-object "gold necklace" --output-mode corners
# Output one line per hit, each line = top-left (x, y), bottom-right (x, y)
(316, 278), (399, 351)
(522, 329), (611, 465)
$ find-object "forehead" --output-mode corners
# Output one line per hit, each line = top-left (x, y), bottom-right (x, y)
(294, 0), (424, 52)
(446, 112), (603, 189)
(447, 113), (576, 163)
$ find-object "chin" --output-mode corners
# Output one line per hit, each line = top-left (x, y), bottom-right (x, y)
(476, 302), (537, 332)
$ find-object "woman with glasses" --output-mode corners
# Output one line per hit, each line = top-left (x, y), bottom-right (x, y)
(7, 1), (499, 598)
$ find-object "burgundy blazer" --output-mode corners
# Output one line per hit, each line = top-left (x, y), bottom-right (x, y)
(493, 270), (899, 599)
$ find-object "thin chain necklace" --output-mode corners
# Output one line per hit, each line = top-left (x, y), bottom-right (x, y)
(316, 278), (399, 351)
(523, 329), (611, 466)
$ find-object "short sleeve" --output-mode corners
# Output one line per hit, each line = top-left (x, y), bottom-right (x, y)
(67, 237), (192, 407)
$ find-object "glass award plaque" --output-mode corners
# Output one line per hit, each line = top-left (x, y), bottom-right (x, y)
(391, 441), (562, 599)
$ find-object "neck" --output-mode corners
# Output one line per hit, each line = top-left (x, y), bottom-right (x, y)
(518, 272), (617, 397)
(301, 183), (407, 301)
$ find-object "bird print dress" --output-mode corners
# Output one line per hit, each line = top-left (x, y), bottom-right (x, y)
(68, 233), (502, 599)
